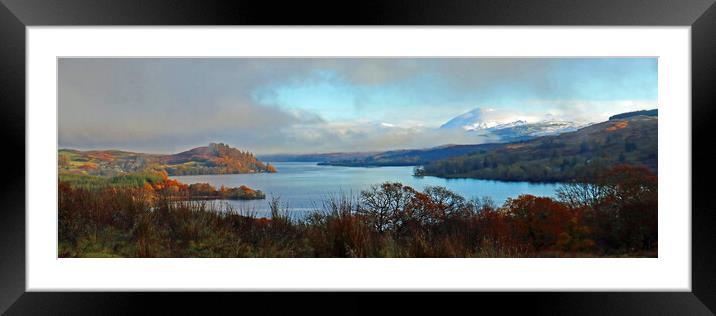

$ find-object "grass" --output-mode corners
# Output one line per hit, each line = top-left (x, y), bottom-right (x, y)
(59, 171), (165, 189)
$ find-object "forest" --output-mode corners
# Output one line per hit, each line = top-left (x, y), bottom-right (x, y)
(58, 164), (657, 258)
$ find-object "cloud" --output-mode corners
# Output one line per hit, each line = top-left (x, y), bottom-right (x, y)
(58, 58), (657, 154)
(58, 59), (323, 153)
(268, 121), (500, 154)
(521, 99), (658, 123)
(440, 108), (545, 130)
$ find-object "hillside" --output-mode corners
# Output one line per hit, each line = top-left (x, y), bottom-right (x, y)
(609, 109), (657, 120)
(59, 143), (277, 176)
(416, 115), (657, 182)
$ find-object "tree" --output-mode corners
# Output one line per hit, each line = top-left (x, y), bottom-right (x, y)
(423, 186), (467, 223)
(579, 141), (590, 154)
(413, 166), (426, 176)
(556, 165), (657, 251)
(624, 140), (637, 152)
(503, 195), (574, 251)
(358, 182), (416, 233)
(59, 154), (71, 168)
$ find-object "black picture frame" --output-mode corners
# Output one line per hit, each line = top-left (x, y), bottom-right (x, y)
(1, 0), (714, 314)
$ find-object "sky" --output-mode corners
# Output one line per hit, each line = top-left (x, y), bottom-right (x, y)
(58, 58), (657, 154)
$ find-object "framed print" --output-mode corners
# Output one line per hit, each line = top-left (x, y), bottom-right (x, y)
(1, 0), (715, 314)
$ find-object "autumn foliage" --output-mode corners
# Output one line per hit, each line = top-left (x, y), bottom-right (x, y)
(58, 165), (657, 258)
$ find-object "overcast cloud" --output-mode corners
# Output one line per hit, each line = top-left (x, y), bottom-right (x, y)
(58, 58), (657, 154)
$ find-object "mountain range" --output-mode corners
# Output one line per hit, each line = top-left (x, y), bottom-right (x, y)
(283, 107), (593, 166)
(297, 109), (656, 178)
(440, 108), (585, 142)
(60, 109), (657, 183)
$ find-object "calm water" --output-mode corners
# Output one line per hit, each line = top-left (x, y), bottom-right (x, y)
(172, 162), (561, 218)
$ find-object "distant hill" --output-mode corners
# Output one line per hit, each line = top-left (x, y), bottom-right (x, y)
(609, 109), (657, 120)
(261, 108), (589, 167)
(258, 152), (379, 163)
(417, 115), (657, 182)
(59, 143), (277, 176)
(315, 143), (502, 167)
(260, 145), (507, 166)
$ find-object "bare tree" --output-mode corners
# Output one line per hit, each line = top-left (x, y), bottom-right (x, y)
(424, 186), (467, 222)
(358, 182), (415, 233)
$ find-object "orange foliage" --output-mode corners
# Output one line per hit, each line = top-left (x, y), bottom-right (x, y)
(605, 120), (629, 132)
(87, 152), (115, 162)
(239, 185), (255, 195)
(152, 177), (187, 191)
(504, 195), (583, 252)
(506, 144), (526, 150)
(79, 162), (98, 170)
(157, 170), (169, 180)
(58, 164), (655, 257)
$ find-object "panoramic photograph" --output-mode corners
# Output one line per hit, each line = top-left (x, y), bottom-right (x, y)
(58, 58), (658, 258)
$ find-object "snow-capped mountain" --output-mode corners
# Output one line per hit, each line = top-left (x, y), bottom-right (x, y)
(440, 108), (587, 142)
(486, 120), (583, 140)
(440, 108), (528, 131)
(485, 120), (529, 131)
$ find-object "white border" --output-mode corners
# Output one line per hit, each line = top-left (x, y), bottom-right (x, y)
(27, 27), (690, 291)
